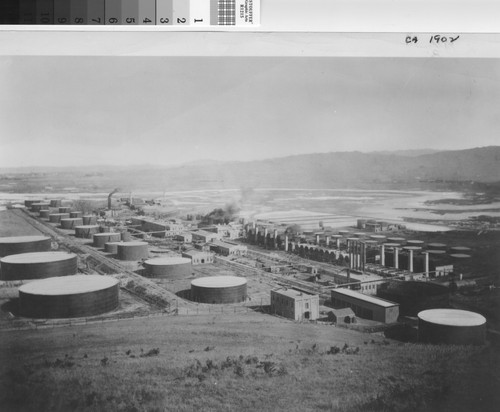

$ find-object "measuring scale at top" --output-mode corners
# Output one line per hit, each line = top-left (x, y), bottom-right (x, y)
(2, 0), (260, 27)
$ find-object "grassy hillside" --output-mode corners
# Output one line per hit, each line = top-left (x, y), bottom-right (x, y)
(1, 313), (499, 412)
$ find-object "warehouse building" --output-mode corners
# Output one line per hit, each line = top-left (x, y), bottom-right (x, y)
(182, 249), (214, 265)
(209, 240), (248, 256)
(191, 230), (221, 243)
(271, 288), (319, 321)
(331, 288), (399, 323)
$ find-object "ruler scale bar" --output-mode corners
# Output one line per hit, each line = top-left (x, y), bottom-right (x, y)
(0, 0), (259, 26)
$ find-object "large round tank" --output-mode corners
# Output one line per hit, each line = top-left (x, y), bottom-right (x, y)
(92, 232), (122, 248)
(120, 231), (132, 242)
(369, 235), (386, 241)
(418, 309), (486, 345)
(59, 207), (71, 213)
(31, 202), (50, 212)
(49, 213), (70, 223)
(82, 215), (98, 225)
(24, 199), (42, 208)
(18, 274), (119, 318)
(144, 257), (192, 279)
(427, 243), (447, 250)
(0, 236), (52, 257)
(387, 237), (406, 243)
(74, 225), (100, 238)
(450, 246), (472, 253)
(0, 251), (78, 280)
(60, 218), (84, 229)
(39, 210), (51, 219)
(407, 239), (425, 246)
(117, 242), (149, 261)
(104, 242), (123, 254)
(191, 276), (247, 304)
(70, 211), (83, 219)
(50, 199), (62, 207)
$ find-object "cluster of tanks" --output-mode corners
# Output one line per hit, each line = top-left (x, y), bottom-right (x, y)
(0, 198), (249, 320)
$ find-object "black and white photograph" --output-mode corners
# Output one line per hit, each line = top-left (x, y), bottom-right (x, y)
(0, 12), (500, 412)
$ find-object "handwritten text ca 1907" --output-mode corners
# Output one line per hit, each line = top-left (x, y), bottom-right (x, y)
(405, 35), (460, 45)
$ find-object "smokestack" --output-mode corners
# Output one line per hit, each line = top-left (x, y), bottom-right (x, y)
(285, 235), (289, 252)
(394, 247), (399, 269)
(409, 249), (414, 273)
(326, 236), (330, 246)
(380, 244), (385, 266)
(424, 252), (429, 277)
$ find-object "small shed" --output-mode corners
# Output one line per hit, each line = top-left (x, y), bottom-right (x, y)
(328, 308), (356, 324)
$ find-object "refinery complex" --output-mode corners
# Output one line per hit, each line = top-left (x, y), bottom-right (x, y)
(0, 192), (492, 347)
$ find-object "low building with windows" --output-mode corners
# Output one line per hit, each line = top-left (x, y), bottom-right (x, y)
(191, 230), (221, 243)
(330, 288), (399, 323)
(181, 249), (214, 265)
(271, 288), (319, 321)
(209, 240), (248, 256)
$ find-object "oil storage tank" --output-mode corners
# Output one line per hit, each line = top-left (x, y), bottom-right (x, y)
(418, 309), (486, 345)
(0, 251), (77, 280)
(59, 207), (71, 213)
(39, 210), (51, 219)
(24, 200), (42, 208)
(60, 218), (84, 229)
(104, 242), (123, 254)
(70, 211), (83, 219)
(0, 236), (52, 257)
(117, 242), (149, 261)
(93, 232), (121, 248)
(144, 257), (192, 279)
(74, 225), (100, 239)
(31, 202), (50, 212)
(191, 276), (247, 304)
(18, 274), (119, 318)
(49, 213), (70, 223)
(50, 199), (62, 207)
(82, 215), (98, 225)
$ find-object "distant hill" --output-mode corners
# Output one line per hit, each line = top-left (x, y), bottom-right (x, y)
(1, 147), (499, 192)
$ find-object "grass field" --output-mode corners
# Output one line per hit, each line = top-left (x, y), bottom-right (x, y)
(1, 313), (499, 412)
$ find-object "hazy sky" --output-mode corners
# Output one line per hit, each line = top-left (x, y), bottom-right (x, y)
(0, 56), (498, 167)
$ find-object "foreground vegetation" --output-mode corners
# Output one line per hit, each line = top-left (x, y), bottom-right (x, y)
(1, 313), (499, 412)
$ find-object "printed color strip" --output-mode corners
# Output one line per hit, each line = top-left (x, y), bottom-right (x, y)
(172, 0), (189, 25)
(70, 0), (88, 24)
(156, 0), (172, 25)
(138, 0), (155, 25)
(54, 0), (71, 24)
(88, 0), (105, 24)
(19, 0), (36, 24)
(190, 0), (210, 25)
(37, 0), (54, 24)
(121, 0), (138, 24)
(105, 0), (121, 24)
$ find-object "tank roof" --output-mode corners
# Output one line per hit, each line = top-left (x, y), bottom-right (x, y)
(1, 251), (76, 264)
(145, 257), (191, 265)
(0, 236), (50, 244)
(418, 309), (486, 326)
(191, 276), (247, 288)
(19, 275), (118, 296)
(119, 241), (148, 247)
